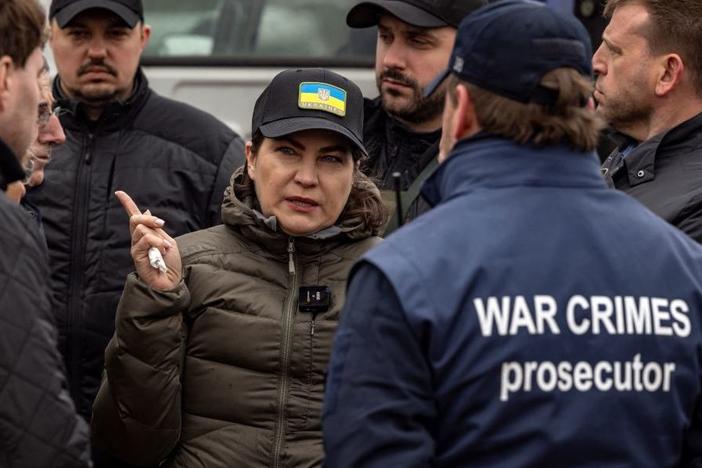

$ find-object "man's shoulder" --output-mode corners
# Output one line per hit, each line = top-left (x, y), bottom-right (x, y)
(0, 197), (38, 239)
(132, 90), (243, 162)
(140, 90), (237, 137)
(0, 197), (46, 273)
(362, 212), (447, 280)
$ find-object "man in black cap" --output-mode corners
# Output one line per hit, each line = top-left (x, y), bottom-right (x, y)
(346, 0), (485, 229)
(324, 1), (702, 466)
(26, 0), (245, 459)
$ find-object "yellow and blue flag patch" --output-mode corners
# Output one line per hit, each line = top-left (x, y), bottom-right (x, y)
(298, 82), (347, 117)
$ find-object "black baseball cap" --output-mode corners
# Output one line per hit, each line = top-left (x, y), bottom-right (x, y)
(252, 69), (367, 156)
(50, 0), (144, 28)
(424, 0), (592, 104)
(347, 0), (487, 29)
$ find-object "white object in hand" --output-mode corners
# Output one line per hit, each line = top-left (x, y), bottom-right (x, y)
(148, 247), (168, 273)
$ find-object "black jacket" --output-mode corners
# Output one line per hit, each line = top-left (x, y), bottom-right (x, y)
(0, 137), (25, 191)
(362, 97), (439, 231)
(601, 112), (702, 242)
(25, 71), (246, 419)
(0, 138), (91, 468)
(362, 97), (439, 190)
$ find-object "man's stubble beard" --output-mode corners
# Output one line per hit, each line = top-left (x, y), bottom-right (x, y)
(68, 83), (122, 108)
(595, 74), (654, 138)
(377, 69), (445, 127)
(596, 94), (653, 138)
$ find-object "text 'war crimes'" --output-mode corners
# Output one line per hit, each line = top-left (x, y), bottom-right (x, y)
(472, 295), (690, 402)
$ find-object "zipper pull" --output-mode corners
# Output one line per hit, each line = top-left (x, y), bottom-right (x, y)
(287, 238), (296, 275)
(310, 317), (316, 337)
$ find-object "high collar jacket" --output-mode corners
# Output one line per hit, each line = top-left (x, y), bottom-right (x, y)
(0, 136), (25, 190)
(91, 170), (381, 467)
(25, 70), (246, 419)
(323, 135), (702, 468)
(601, 112), (702, 242)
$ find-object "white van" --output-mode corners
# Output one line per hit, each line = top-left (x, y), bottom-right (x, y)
(39, 0), (376, 136)
(40, 0), (604, 136)
(140, 0), (377, 136)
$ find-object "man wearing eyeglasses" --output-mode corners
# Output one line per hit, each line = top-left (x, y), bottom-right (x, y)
(5, 65), (66, 205)
(27, 69), (66, 188)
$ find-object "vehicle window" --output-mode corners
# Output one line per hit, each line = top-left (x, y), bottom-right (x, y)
(142, 0), (376, 65)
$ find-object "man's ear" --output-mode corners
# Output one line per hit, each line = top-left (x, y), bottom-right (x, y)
(245, 141), (256, 180)
(140, 23), (152, 49)
(655, 53), (684, 97)
(451, 83), (478, 140)
(0, 56), (14, 113)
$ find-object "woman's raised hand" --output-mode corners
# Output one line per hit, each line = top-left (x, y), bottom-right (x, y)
(115, 191), (182, 291)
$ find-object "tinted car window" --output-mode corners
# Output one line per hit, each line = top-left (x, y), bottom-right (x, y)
(142, 0), (376, 65)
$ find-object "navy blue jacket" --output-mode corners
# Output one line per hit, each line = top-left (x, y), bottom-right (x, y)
(323, 135), (702, 467)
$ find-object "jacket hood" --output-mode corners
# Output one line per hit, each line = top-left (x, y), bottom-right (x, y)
(221, 167), (383, 251)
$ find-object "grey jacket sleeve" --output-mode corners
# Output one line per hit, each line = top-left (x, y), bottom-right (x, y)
(206, 136), (245, 226)
(0, 206), (92, 468)
(91, 273), (191, 467)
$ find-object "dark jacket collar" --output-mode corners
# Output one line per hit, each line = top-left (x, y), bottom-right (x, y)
(619, 111), (702, 187)
(422, 133), (605, 207)
(220, 168), (378, 257)
(52, 68), (151, 132)
(0, 137), (25, 191)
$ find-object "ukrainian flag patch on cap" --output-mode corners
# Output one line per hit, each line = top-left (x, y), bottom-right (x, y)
(298, 82), (347, 117)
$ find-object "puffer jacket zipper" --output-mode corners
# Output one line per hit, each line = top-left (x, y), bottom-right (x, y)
(272, 237), (299, 467)
(66, 131), (95, 408)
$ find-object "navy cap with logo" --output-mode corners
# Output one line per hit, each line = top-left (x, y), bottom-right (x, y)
(424, 0), (592, 105)
(252, 69), (367, 156)
(347, 0), (487, 29)
(50, 0), (144, 28)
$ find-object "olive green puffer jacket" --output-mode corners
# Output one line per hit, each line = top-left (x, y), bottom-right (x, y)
(91, 170), (383, 467)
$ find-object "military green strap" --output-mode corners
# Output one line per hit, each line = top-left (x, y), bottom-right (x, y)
(383, 157), (440, 234)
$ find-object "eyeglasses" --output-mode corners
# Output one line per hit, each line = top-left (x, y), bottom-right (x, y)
(37, 103), (65, 128)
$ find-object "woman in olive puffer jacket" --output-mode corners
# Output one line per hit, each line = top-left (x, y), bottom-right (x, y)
(91, 69), (387, 468)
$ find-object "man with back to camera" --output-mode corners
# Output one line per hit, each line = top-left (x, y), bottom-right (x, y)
(323, 1), (702, 466)
(346, 0), (485, 228)
(25, 0), (245, 456)
(596, 0), (702, 242)
(0, 0), (91, 466)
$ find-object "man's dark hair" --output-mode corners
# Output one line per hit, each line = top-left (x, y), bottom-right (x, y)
(0, 0), (45, 67)
(448, 69), (604, 152)
(604, 0), (702, 96)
